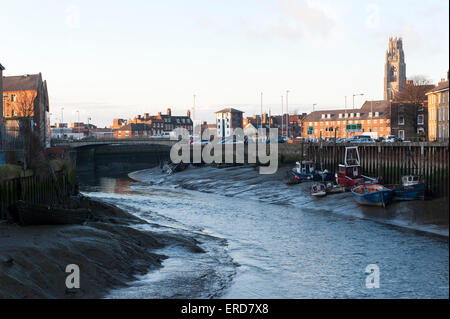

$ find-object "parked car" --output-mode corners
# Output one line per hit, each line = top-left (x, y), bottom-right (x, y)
(384, 135), (400, 143)
(352, 137), (375, 143)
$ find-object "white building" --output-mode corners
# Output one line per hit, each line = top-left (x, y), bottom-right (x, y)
(215, 108), (244, 138)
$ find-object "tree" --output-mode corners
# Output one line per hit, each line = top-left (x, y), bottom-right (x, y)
(393, 75), (434, 140)
(393, 75), (434, 104)
(15, 91), (36, 118)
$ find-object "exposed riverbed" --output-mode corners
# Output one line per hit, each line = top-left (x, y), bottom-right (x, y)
(79, 165), (449, 299)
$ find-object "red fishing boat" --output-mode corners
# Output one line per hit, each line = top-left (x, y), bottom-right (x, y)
(336, 146), (381, 190)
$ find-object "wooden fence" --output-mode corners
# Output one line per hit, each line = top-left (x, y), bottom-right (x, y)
(0, 173), (75, 220)
(279, 142), (449, 197)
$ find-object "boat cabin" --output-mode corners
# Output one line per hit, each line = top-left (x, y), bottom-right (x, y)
(338, 146), (361, 178)
(294, 161), (316, 175)
(401, 175), (421, 186)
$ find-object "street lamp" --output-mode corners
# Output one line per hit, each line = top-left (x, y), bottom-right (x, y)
(352, 93), (364, 109)
(281, 95), (284, 137)
(61, 107), (64, 125)
(286, 90), (290, 137)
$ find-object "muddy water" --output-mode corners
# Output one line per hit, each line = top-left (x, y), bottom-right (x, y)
(79, 165), (449, 299)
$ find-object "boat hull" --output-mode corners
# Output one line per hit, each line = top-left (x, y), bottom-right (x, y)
(351, 184), (394, 207)
(9, 201), (92, 226)
(394, 183), (425, 200)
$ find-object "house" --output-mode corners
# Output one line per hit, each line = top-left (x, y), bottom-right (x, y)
(0, 63), (4, 122)
(2, 73), (50, 148)
(215, 108), (244, 138)
(426, 73), (449, 141)
(114, 123), (152, 138)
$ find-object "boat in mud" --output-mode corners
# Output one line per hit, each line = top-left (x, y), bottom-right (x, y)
(351, 184), (394, 207)
(287, 160), (334, 183)
(311, 183), (327, 197)
(336, 146), (381, 190)
(386, 175), (425, 200)
(325, 182), (346, 194)
(9, 201), (93, 226)
(161, 161), (189, 175)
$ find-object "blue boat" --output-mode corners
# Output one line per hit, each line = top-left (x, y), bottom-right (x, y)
(351, 184), (394, 207)
(386, 175), (425, 200)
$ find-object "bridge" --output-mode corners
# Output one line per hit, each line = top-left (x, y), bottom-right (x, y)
(52, 138), (178, 148)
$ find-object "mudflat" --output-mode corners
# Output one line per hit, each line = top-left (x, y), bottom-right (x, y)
(0, 197), (205, 299)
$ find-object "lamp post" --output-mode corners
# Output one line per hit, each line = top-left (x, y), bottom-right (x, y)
(281, 95), (284, 137)
(286, 90), (290, 138)
(61, 107), (64, 125)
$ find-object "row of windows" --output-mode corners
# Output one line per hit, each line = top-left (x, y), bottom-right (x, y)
(311, 126), (390, 134)
(308, 119), (387, 126)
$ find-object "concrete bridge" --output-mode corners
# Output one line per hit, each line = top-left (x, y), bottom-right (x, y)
(52, 138), (178, 149)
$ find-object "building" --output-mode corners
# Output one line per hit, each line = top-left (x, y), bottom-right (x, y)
(200, 122), (217, 139)
(390, 102), (425, 141)
(114, 123), (152, 139)
(384, 37), (407, 101)
(0, 63), (4, 121)
(302, 101), (392, 140)
(2, 73), (50, 147)
(215, 108), (244, 138)
(426, 74), (449, 141)
(111, 118), (128, 129)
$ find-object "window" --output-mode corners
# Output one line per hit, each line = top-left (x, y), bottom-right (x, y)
(398, 115), (405, 125)
(398, 130), (404, 140)
(11, 94), (17, 102)
(417, 115), (424, 125)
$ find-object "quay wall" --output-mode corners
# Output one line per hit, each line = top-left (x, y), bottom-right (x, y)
(278, 142), (449, 197)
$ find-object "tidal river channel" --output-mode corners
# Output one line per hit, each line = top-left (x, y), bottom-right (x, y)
(78, 165), (449, 299)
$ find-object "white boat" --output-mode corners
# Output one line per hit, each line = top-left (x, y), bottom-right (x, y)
(311, 183), (327, 197)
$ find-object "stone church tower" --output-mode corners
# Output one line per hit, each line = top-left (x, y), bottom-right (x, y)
(384, 37), (406, 101)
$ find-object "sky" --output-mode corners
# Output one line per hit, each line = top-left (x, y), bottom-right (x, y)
(0, 0), (449, 127)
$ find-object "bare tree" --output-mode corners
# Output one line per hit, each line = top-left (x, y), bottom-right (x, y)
(393, 75), (434, 104)
(15, 91), (36, 118)
(393, 75), (434, 140)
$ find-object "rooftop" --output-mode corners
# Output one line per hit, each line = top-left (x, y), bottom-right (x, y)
(216, 108), (244, 114)
(303, 100), (391, 122)
(3, 74), (41, 91)
(426, 81), (449, 95)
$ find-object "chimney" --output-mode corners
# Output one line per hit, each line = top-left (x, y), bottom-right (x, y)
(167, 108), (172, 116)
(158, 112), (162, 117)
(263, 113), (268, 124)
(187, 110), (191, 118)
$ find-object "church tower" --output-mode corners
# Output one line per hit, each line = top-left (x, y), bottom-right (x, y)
(384, 37), (406, 101)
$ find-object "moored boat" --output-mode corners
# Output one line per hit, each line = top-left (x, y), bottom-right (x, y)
(289, 161), (334, 183)
(336, 146), (382, 190)
(325, 182), (346, 194)
(351, 184), (394, 207)
(311, 183), (327, 197)
(386, 175), (425, 200)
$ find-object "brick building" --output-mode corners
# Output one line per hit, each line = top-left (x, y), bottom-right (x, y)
(426, 74), (449, 141)
(114, 123), (152, 138)
(302, 101), (392, 140)
(2, 73), (50, 147)
(0, 63), (4, 120)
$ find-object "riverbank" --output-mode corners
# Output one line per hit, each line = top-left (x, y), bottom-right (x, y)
(0, 196), (205, 299)
(129, 165), (449, 237)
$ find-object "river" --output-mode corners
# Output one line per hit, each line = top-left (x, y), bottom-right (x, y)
(78, 165), (449, 299)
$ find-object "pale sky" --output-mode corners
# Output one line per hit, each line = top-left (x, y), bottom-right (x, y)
(1, 0), (448, 127)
